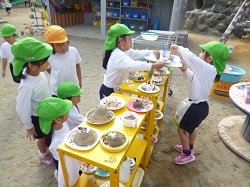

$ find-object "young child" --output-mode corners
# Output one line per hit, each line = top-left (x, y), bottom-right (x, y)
(44, 25), (82, 96)
(57, 81), (85, 130)
(11, 37), (54, 165)
(37, 97), (81, 186)
(100, 23), (166, 100)
(171, 41), (229, 164)
(1, 0), (12, 16)
(0, 24), (20, 83)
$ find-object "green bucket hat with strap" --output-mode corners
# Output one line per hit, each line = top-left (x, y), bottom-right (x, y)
(0, 24), (18, 37)
(37, 97), (72, 134)
(104, 23), (135, 51)
(57, 81), (83, 99)
(11, 37), (53, 76)
(199, 41), (229, 76)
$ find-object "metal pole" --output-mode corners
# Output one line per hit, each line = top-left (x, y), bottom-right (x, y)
(220, 0), (250, 43)
(101, 0), (106, 36)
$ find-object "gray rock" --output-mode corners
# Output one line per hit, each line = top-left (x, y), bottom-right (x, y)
(216, 23), (227, 33)
(197, 25), (209, 32)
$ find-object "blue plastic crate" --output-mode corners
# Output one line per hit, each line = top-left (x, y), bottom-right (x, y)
(112, 10), (120, 17)
(124, 12), (132, 18)
(140, 13), (148, 20)
(132, 12), (140, 19)
(122, 0), (130, 6)
(129, 24), (137, 31)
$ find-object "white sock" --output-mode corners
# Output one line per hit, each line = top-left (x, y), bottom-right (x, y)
(39, 149), (49, 157)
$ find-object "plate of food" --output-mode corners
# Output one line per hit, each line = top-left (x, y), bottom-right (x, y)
(86, 105), (114, 125)
(134, 72), (146, 82)
(155, 110), (163, 120)
(127, 98), (154, 113)
(138, 82), (160, 93)
(100, 96), (126, 110)
(100, 131), (129, 153)
(64, 126), (101, 151)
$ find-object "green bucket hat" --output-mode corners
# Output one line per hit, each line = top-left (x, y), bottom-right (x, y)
(37, 97), (72, 134)
(11, 37), (53, 76)
(104, 23), (135, 51)
(199, 41), (229, 76)
(57, 81), (83, 99)
(0, 24), (17, 37)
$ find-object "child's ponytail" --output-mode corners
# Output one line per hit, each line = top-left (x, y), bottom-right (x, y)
(102, 50), (112, 69)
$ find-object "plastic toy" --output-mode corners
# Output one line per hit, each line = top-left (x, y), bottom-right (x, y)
(21, 23), (35, 36)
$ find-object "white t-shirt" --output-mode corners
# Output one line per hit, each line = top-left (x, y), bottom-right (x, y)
(49, 122), (81, 187)
(0, 42), (14, 63)
(178, 46), (217, 102)
(48, 46), (82, 95)
(67, 105), (85, 130)
(103, 48), (152, 89)
(16, 72), (51, 129)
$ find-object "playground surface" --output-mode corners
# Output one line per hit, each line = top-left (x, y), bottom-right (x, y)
(0, 4), (250, 187)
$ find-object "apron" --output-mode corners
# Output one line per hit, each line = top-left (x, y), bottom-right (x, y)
(174, 98), (194, 127)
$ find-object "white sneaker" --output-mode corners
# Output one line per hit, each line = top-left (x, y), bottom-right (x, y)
(54, 170), (58, 181)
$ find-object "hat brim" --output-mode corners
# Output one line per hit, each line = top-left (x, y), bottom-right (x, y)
(39, 100), (72, 134)
(49, 37), (68, 44)
(72, 89), (83, 97)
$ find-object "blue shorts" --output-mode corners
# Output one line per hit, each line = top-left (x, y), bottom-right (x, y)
(179, 101), (209, 134)
(99, 84), (114, 100)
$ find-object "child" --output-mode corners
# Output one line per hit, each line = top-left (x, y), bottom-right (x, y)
(100, 23), (166, 99)
(171, 41), (229, 164)
(1, 0), (12, 16)
(11, 37), (54, 165)
(44, 25), (82, 96)
(37, 97), (81, 186)
(0, 24), (20, 83)
(57, 81), (85, 130)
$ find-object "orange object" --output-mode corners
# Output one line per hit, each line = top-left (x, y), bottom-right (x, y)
(44, 25), (68, 43)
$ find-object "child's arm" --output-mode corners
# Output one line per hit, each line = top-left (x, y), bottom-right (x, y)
(16, 86), (37, 141)
(76, 63), (82, 88)
(126, 48), (152, 60)
(2, 58), (7, 77)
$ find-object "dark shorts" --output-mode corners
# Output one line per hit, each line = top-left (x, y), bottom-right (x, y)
(9, 63), (21, 83)
(54, 158), (58, 170)
(31, 116), (45, 139)
(5, 7), (11, 12)
(179, 101), (209, 134)
(99, 84), (114, 100)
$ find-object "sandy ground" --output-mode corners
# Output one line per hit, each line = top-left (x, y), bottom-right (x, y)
(0, 5), (250, 187)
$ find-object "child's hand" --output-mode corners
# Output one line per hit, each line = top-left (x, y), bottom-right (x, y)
(180, 61), (187, 72)
(170, 44), (179, 51)
(152, 62), (166, 70)
(26, 127), (37, 141)
(2, 71), (6, 77)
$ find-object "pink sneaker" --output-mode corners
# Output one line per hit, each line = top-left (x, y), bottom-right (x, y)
(174, 153), (195, 165)
(175, 144), (194, 155)
(39, 153), (54, 166)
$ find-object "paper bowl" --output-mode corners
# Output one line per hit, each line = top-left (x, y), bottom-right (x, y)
(122, 111), (138, 128)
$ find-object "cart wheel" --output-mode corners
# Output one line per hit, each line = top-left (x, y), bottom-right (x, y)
(168, 89), (173, 96)
(21, 31), (24, 35)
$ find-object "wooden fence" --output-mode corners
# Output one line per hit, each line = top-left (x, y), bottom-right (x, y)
(51, 12), (84, 27)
